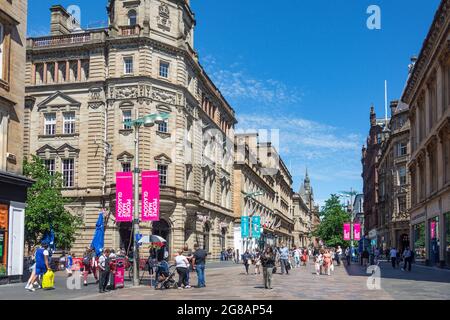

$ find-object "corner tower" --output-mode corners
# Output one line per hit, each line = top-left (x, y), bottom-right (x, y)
(107, 0), (196, 49)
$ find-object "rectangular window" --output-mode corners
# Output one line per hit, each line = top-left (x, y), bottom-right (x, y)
(44, 159), (55, 176)
(157, 120), (168, 133)
(398, 142), (407, 157)
(122, 162), (131, 173)
(44, 113), (56, 136)
(157, 164), (168, 186)
(62, 159), (75, 187)
(399, 166), (407, 186)
(124, 57), (133, 75)
(159, 61), (169, 78)
(398, 196), (407, 213)
(0, 23), (4, 80)
(123, 110), (132, 130)
(63, 112), (76, 134)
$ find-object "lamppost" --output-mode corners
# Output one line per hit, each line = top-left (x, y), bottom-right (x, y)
(124, 110), (169, 287)
(244, 191), (264, 251)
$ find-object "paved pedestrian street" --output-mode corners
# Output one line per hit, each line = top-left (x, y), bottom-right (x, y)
(2, 261), (449, 300)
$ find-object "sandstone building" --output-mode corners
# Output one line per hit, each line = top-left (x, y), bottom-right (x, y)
(377, 100), (411, 252)
(403, 0), (450, 267)
(0, 0), (32, 283)
(24, 1), (237, 259)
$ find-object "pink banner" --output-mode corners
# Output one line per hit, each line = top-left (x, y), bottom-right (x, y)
(353, 223), (361, 241)
(141, 171), (160, 222)
(343, 223), (351, 241)
(116, 172), (133, 222)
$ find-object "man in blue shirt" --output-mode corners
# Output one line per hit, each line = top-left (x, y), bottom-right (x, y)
(279, 243), (290, 275)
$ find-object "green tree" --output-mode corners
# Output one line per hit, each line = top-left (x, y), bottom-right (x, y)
(313, 194), (351, 248)
(23, 155), (81, 252)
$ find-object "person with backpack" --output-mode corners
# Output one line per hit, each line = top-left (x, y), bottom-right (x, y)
(98, 249), (111, 293)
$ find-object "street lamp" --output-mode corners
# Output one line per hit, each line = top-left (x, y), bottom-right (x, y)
(124, 110), (170, 287)
(338, 189), (358, 263)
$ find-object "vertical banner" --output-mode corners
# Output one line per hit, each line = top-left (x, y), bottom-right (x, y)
(252, 216), (261, 239)
(430, 221), (436, 239)
(353, 223), (361, 241)
(241, 216), (249, 238)
(141, 171), (160, 222)
(116, 172), (133, 222)
(343, 223), (351, 241)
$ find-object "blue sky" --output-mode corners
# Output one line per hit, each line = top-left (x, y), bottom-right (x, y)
(28, 0), (441, 206)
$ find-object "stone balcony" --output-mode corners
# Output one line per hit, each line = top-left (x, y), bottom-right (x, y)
(118, 25), (143, 37)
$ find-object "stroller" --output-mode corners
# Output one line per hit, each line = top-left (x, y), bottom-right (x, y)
(154, 260), (178, 290)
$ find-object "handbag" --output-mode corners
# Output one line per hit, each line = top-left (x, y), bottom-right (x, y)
(272, 266), (277, 274)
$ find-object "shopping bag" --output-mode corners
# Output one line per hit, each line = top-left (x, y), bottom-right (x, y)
(42, 270), (55, 290)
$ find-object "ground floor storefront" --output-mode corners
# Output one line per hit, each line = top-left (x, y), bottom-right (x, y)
(67, 192), (235, 261)
(410, 189), (450, 267)
(0, 171), (33, 285)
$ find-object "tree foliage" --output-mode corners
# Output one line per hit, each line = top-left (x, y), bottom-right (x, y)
(23, 155), (81, 252)
(313, 194), (351, 248)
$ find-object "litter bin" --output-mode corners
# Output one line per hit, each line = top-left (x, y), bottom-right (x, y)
(110, 258), (125, 289)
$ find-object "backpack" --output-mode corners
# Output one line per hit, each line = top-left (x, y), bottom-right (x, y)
(83, 255), (91, 266)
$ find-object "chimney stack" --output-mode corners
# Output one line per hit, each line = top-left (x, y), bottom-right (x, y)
(50, 5), (80, 35)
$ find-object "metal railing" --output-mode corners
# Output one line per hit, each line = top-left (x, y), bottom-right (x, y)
(31, 33), (91, 48)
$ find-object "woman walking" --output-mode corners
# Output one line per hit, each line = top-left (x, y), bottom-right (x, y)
(323, 250), (332, 276)
(314, 251), (323, 275)
(243, 250), (252, 275)
(261, 247), (275, 290)
(254, 250), (262, 275)
(175, 249), (191, 289)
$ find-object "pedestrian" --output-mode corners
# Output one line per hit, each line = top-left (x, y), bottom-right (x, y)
(175, 249), (190, 290)
(336, 246), (342, 266)
(243, 250), (252, 275)
(293, 246), (301, 268)
(261, 247), (275, 290)
(182, 244), (193, 287)
(254, 250), (261, 275)
(396, 250), (401, 268)
(345, 247), (351, 266)
(314, 252), (323, 275)
(402, 247), (413, 272)
(362, 249), (369, 267)
(25, 247), (43, 292)
(374, 247), (380, 264)
(98, 249), (111, 293)
(390, 247), (397, 269)
(66, 252), (74, 277)
(279, 243), (290, 275)
(323, 249), (332, 276)
(192, 243), (208, 288)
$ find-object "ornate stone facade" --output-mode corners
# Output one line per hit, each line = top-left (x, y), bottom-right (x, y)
(403, 0), (450, 267)
(24, 1), (237, 259)
(377, 101), (411, 252)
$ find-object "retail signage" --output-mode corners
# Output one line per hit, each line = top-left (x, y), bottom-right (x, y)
(344, 223), (351, 241)
(241, 216), (249, 238)
(430, 221), (436, 239)
(141, 171), (160, 222)
(252, 216), (261, 239)
(353, 223), (361, 241)
(116, 172), (133, 222)
(0, 229), (4, 261)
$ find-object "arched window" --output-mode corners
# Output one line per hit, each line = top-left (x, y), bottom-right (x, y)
(0, 23), (4, 79)
(128, 10), (137, 26)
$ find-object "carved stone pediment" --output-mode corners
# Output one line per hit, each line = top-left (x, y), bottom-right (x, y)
(38, 91), (81, 110)
(155, 153), (172, 165)
(117, 151), (134, 162)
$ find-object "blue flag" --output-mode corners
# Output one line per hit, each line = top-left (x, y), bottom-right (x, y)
(91, 213), (105, 256)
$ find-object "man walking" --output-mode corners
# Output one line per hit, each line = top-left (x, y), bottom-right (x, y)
(336, 246), (342, 266)
(279, 243), (290, 275)
(192, 243), (208, 288)
(98, 249), (111, 293)
(390, 247), (397, 269)
(402, 247), (413, 272)
(345, 247), (351, 266)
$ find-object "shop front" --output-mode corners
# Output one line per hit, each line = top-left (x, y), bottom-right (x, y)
(446, 212), (450, 267)
(429, 216), (440, 265)
(0, 171), (33, 284)
(413, 222), (426, 263)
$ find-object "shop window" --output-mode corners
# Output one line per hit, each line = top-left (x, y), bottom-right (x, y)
(446, 213), (450, 267)
(413, 223), (426, 262)
(429, 217), (440, 265)
(0, 203), (9, 273)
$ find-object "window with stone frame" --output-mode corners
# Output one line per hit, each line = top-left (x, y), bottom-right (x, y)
(44, 159), (56, 176)
(123, 57), (134, 75)
(159, 61), (170, 78)
(62, 158), (75, 187)
(157, 119), (168, 133)
(122, 110), (132, 130)
(63, 112), (76, 134)
(44, 113), (56, 136)
(122, 162), (131, 173)
(128, 9), (137, 26)
(430, 146), (438, 193)
(0, 22), (3, 81)
(398, 195), (407, 214)
(398, 166), (407, 186)
(397, 141), (408, 157)
(158, 164), (168, 186)
(445, 136), (450, 184)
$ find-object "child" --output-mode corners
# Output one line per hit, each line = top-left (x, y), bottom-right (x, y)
(314, 253), (323, 276)
(66, 253), (74, 277)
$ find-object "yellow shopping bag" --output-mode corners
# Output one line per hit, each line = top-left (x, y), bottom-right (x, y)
(42, 270), (55, 290)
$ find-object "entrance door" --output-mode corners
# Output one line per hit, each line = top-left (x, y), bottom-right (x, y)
(153, 220), (171, 257)
(7, 203), (25, 276)
(400, 234), (410, 252)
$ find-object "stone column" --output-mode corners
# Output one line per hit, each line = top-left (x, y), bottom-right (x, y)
(66, 61), (70, 82)
(43, 62), (47, 84)
(77, 59), (82, 81)
(54, 61), (59, 83)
